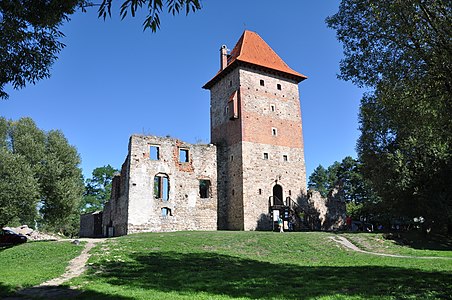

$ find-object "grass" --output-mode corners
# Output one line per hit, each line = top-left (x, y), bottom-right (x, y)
(66, 231), (452, 300)
(0, 240), (84, 297)
(339, 232), (452, 257)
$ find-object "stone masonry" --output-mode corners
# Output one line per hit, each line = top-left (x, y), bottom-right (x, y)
(101, 135), (217, 236)
(81, 30), (346, 237)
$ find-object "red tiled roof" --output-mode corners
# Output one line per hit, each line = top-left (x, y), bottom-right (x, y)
(203, 30), (307, 89)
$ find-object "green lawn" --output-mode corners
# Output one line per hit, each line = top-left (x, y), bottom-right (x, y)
(68, 231), (452, 300)
(0, 240), (84, 297)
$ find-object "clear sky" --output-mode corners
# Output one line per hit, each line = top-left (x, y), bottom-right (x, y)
(1, 1), (363, 183)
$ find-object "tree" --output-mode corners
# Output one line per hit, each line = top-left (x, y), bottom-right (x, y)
(327, 1), (452, 232)
(82, 164), (119, 213)
(0, 149), (39, 227)
(308, 165), (329, 197)
(0, 117), (84, 234)
(0, 0), (201, 99)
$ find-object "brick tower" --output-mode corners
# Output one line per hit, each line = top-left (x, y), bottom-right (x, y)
(203, 30), (307, 230)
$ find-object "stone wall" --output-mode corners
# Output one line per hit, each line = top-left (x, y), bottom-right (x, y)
(124, 135), (217, 233)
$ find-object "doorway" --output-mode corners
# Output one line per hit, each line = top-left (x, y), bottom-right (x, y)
(273, 184), (283, 205)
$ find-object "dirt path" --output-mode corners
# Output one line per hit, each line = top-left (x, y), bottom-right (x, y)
(5, 238), (105, 300)
(329, 235), (452, 259)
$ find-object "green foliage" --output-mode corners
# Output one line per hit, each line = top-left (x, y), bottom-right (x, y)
(0, 117), (83, 234)
(308, 157), (378, 206)
(82, 165), (118, 213)
(68, 231), (451, 299)
(0, 0), (81, 99)
(308, 165), (329, 197)
(0, 149), (39, 227)
(327, 1), (452, 232)
(97, 0), (201, 32)
(0, 0), (202, 99)
(0, 241), (84, 297)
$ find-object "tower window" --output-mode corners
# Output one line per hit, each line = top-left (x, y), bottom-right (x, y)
(277, 84), (281, 90)
(154, 174), (169, 201)
(199, 179), (211, 198)
(150, 145), (159, 160)
(272, 128), (278, 136)
(283, 155), (288, 161)
(179, 148), (189, 163)
(259, 189), (262, 195)
(271, 104), (275, 112)
(263, 153), (269, 160)
(260, 79), (265, 86)
(229, 80), (232, 87)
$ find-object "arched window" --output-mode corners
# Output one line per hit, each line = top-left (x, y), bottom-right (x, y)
(161, 207), (172, 218)
(154, 174), (169, 201)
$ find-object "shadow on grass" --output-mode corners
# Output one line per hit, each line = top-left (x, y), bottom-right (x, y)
(383, 232), (452, 251)
(86, 251), (452, 299)
(0, 283), (133, 300)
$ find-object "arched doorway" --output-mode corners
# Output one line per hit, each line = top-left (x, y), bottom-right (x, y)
(273, 184), (283, 205)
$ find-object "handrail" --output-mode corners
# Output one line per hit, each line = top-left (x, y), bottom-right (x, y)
(268, 195), (285, 207)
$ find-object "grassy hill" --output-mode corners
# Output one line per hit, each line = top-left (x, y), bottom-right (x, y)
(68, 231), (451, 300)
(1, 231), (451, 299)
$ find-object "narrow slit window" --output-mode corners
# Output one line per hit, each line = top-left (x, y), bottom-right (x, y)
(271, 105), (275, 112)
(150, 146), (159, 160)
(263, 153), (269, 160)
(272, 128), (278, 136)
(199, 179), (211, 198)
(260, 79), (265, 86)
(258, 189), (262, 195)
(179, 149), (189, 163)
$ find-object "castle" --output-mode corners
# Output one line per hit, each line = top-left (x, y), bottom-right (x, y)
(80, 30), (345, 237)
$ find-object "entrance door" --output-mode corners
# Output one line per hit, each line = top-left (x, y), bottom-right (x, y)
(273, 184), (283, 205)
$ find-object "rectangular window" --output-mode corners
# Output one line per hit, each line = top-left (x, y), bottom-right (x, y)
(260, 79), (265, 86)
(277, 84), (281, 90)
(263, 153), (269, 160)
(271, 105), (275, 112)
(150, 146), (159, 160)
(272, 128), (278, 136)
(199, 179), (211, 198)
(283, 155), (288, 161)
(179, 149), (189, 163)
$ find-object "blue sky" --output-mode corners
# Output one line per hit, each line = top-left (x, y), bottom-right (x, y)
(1, 1), (363, 183)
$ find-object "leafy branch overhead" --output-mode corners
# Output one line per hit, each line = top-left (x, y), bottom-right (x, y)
(97, 0), (201, 32)
(0, 0), (202, 99)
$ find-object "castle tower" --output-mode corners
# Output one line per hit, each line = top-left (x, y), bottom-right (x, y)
(203, 30), (307, 230)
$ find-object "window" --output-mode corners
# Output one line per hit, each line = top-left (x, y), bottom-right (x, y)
(263, 153), (269, 160)
(229, 80), (232, 87)
(179, 149), (189, 163)
(154, 174), (169, 201)
(277, 84), (281, 90)
(283, 155), (288, 161)
(150, 145), (159, 160)
(161, 207), (172, 218)
(230, 155), (234, 161)
(271, 105), (275, 112)
(260, 79), (265, 86)
(199, 179), (211, 198)
(258, 189), (262, 195)
(272, 128), (278, 136)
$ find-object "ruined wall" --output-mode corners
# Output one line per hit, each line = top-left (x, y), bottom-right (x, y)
(305, 190), (346, 230)
(102, 160), (130, 236)
(126, 135), (217, 233)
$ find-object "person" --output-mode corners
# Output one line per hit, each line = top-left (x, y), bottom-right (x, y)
(278, 217), (284, 233)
